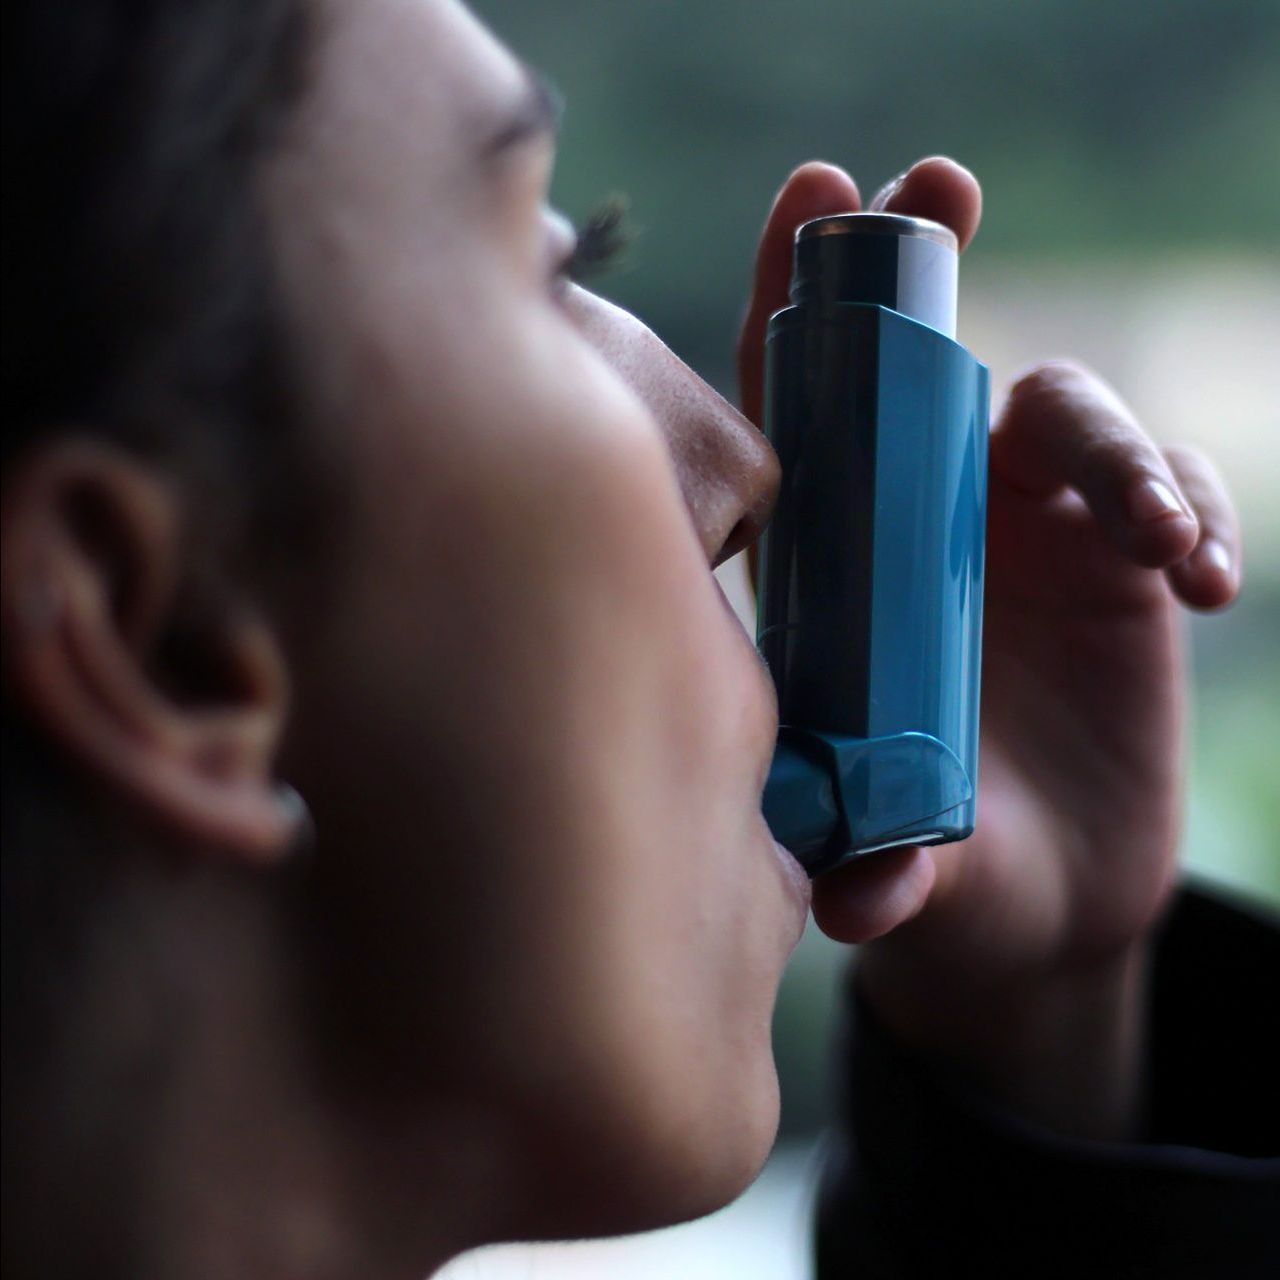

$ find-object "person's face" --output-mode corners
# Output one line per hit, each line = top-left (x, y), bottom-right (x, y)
(266, 0), (806, 1238)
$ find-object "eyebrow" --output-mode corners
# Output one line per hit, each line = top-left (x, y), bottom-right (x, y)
(482, 61), (565, 158)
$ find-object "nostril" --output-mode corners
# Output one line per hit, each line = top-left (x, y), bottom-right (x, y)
(714, 516), (755, 568)
(712, 472), (779, 568)
(711, 431), (780, 566)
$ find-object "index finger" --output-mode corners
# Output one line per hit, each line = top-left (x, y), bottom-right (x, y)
(737, 161), (861, 429)
(871, 155), (983, 251)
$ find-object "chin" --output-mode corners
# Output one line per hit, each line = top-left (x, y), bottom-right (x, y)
(514, 1056), (782, 1242)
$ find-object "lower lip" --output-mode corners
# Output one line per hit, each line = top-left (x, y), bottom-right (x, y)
(769, 833), (812, 941)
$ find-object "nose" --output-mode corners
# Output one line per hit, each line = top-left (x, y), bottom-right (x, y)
(570, 289), (780, 567)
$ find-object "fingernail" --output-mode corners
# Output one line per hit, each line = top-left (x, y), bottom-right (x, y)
(870, 171), (908, 211)
(1196, 538), (1232, 576)
(1127, 477), (1191, 524)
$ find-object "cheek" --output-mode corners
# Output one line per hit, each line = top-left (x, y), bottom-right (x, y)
(282, 304), (786, 1228)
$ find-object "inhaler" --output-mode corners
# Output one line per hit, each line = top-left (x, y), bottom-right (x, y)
(757, 212), (989, 878)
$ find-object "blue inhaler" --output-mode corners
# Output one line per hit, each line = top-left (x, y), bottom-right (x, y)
(757, 213), (989, 878)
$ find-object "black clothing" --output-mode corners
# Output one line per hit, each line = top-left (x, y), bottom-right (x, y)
(816, 877), (1280, 1278)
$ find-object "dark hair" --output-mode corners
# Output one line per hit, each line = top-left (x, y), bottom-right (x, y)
(2, 0), (314, 562)
(2, 6), (317, 1251)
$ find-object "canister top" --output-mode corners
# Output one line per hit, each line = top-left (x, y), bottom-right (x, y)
(796, 212), (957, 252)
(789, 211), (959, 338)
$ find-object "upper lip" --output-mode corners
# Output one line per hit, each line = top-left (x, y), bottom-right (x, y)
(751, 653), (780, 801)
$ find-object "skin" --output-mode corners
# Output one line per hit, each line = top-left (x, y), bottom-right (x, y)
(0, 0), (1243, 1277)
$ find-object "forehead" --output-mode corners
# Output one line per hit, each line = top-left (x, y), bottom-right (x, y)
(303, 0), (534, 183)
(261, 0), (550, 424)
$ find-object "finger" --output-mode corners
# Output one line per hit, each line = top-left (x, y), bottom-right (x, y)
(810, 845), (936, 945)
(1162, 444), (1243, 610)
(871, 155), (983, 251)
(737, 160), (861, 429)
(990, 360), (1200, 568)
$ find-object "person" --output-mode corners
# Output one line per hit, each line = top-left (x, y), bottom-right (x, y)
(2, 1), (1275, 1277)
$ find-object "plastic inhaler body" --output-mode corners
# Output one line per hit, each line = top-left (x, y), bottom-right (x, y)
(758, 213), (989, 878)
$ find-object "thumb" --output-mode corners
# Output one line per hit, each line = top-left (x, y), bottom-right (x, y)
(811, 845), (936, 944)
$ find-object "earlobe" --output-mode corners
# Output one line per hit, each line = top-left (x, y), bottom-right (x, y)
(1, 439), (306, 865)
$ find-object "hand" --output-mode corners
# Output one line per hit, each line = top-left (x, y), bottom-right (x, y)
(738, 159), (1243, 1139)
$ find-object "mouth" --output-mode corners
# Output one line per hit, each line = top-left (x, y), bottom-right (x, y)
(751, 702), (811, 936)
(766, 827), (812, 944)
(713, 564), (811, 935)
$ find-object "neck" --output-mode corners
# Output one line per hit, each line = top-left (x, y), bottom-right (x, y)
(5, 858), (487, 1280)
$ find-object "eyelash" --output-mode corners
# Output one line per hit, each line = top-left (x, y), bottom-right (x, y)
(558, 195), (634, 286)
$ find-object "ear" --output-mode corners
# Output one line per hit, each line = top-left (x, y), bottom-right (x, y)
(1, 438), (302, 863)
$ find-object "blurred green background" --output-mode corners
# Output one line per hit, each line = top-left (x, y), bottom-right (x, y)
(450, 1), (1279, 1273)
(475, 0), (1279, 370)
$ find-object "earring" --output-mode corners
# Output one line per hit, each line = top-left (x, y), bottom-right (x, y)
(274, 780), (316, 861)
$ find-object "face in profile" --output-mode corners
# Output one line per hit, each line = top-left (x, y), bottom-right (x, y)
(259, 0), (803, 1242)
(0, 0), (809, 1261)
